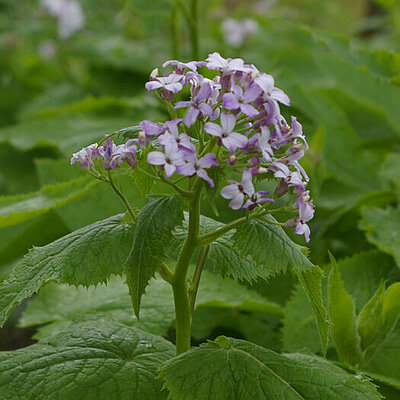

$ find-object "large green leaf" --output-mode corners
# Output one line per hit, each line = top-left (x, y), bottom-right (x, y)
(126, 196), (184, 319)
(232, 216), (314, 275)
(0, 214), (135, 327)
(172, 214), (313, 282)
(160, 336), (382, 400)
(21, 271), (282, 340)
(0, 176), (96, 228)
(296, 268), (329, 356)
(0, 320), (175, 400)
(328, 254), (363, 365)
(360, 207), (400, 267)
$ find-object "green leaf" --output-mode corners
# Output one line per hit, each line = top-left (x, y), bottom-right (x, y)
(20, 271), (282, 340)
(200, 216), (267, 282)
(357, 281), (385, 351)
(360, 207), (400, 267)
(328, 253), (363, 365)
(232, 216), (314, 275)
(365, 323), (400, 381)
(363, 283), (400, 363)
(0, 320), (175, 400)
(0, 214), (135, 327)
(172, 214), (313, 282)
(20, 276), (174, 339)
(126, 196), (184, 319)
(0, 176), (96, 228)
(160, 337), (382, 400)
(282, 251), (396, 354)
(382, 282), (400, 337)
(296, 268), (329, 356)
(283, 283), (322, 353)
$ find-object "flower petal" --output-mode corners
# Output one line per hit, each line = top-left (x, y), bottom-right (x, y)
(147, 151), (166, 165)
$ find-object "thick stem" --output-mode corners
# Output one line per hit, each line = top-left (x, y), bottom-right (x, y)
(171, 179), (202, 354)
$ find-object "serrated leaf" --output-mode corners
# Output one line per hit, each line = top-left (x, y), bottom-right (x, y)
(382, 283), (400, 336)
(365, 323), (400, 382)
(360, 207), (400, 267)
(0, 176), (96, 228)
(160, 336), (382, 400)
(0, 320), (175, 400)
(232, 216), (314, 275)
(20, 271), (281, 340)
(296, 267), (329, 356)
(328, 253), (363, 365)
(126, 196), (184, 319)
(358, 281), (385, 351)
(0, 214), (135, 327)
(363, 283), (400, 363)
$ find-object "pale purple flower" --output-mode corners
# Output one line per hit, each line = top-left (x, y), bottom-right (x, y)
(145, 73), (184, 95)
(147, 141), (185, 178)
(71, 144), (99, 170)
(222, 82), (261, 117)
(254, 73), (290, 106)
(157, 120), (195, 153)
(243, 191), (274, 210)
(98, 139), (117, 170)
(175, 82), (217, 127)
(286, 201), (314, 242)
(206, 52), (253, 74)
(220, 169), (254, 209)
(111, 140), (137, 168)
(162, 60), (204, 73)
(204, 113), (248, 152)
(259, 126), (274, 161)
(176, 153), (218, 187)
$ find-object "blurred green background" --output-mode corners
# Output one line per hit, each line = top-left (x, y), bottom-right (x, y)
(1, 1), (400, 389)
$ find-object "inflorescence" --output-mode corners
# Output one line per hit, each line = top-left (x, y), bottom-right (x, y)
(71, 52), (314, 242)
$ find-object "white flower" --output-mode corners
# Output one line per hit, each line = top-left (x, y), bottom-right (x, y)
(42, 0), (84, 39)
(221, 18), (259, 47)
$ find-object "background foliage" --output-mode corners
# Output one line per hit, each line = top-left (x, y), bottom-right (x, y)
(0, 0), (399, 398)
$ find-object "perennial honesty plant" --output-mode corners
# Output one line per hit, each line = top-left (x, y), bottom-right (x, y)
(72, 52), (314, 242)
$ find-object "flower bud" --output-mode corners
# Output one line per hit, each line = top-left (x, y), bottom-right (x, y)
(228, 154), (237, 166)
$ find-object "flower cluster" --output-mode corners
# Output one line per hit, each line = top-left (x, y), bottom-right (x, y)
(71, 52), (314, 241)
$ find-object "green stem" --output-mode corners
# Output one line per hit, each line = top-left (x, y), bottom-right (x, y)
(107, 171), (136, 222)
(171, 179), (202, 355)
(189, 245), (209, 316)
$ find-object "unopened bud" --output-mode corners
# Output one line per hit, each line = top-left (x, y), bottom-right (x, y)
(149, 68), (159, 79)
(256, 166), (268, 175)
(228, 154), (237, 166)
